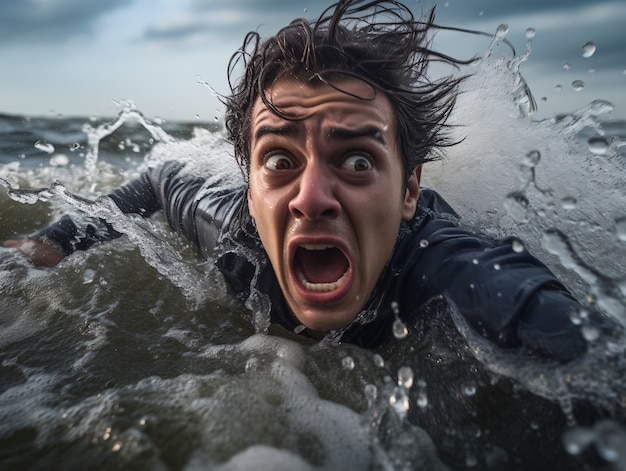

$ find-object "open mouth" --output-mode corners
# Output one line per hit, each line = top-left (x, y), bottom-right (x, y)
(294, 244), (350, 292)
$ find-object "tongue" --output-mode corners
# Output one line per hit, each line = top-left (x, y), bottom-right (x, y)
(297, 247), (348, 284)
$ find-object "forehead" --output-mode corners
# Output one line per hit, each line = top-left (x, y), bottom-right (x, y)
(250, 77), (395, 130)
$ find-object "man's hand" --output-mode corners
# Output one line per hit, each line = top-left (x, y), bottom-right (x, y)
(3, 239), (66, 267)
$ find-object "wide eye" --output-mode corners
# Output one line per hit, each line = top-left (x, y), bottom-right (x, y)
(342, 154), (372, 172)
(265, 154), (294, 171)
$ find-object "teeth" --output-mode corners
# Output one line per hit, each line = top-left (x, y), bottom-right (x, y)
(297, 268), (349, 292)
(300, 244), (335, 250)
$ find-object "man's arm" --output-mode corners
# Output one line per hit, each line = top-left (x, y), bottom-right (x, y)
(2, 162), (179, 266)
(416, 227), (593, 361)
(399, 191), (611, 362)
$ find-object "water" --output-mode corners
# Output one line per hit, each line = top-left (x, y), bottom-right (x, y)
(1, 38), (626, 471)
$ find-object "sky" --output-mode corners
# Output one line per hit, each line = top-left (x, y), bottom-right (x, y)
(1, 0), (625, 122)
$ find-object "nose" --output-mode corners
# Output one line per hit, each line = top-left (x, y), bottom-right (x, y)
(288, 161), (341, 221)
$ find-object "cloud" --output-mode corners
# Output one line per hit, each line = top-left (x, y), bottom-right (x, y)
(189, 0), (317, 15)
(141, 10), (248, 45)
(0, 0), (132, 45)
(139, 0), (334, 47)
(427, 0), (614, 22)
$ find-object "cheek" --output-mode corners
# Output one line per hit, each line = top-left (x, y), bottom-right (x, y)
(248, 185), (286, 251)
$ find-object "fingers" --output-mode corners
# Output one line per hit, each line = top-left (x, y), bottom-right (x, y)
(2, 238), (66, 267)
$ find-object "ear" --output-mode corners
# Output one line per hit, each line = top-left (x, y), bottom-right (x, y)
(401, 164), (422, 221)
(247, 186), (255, 219)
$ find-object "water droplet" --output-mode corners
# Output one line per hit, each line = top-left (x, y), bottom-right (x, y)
(463, 382), (477, 396)
(504, 191), (529, 223)
(581, 41), (596, 58)
(465, 453), (478, 467)
(570, 310), (583, 325)
(34, 140), (55, 154)
(389, 386), (410, 417)
(588, 137), (609, 155)
(563, 427), (594, 455)
(554, 84), (563, 93)
(595, 420), (624, 462)
(341, 356), (355, 371)
(392, 318), (408, 339)
(391, 301), (400, 315)
(512, 240), (525, 253)
(523, 150), (541, 167)
(364, 383), (377, 403)
(588, 67), (595, 74)
(419, 239), (429, 248)
(571, 80), (585, 91)
(563, 63), (571, 70)
(525, 28), (536, 39)
(615, 217), (626, 242)
(561, 197), (577, 210)
(373, 354), (385, 368)
(472, 259), (479, 265)
(582, 326), (600, 342)
(397, 366), (414, 389)
(294, 324), (306, 334)
(50, 154), (69, 166)
(245, 356), (259, 372)
(416, 391), (428, 408)
(83, 269), (96, 284)
(495, 24), (509, 40)
(493, 264), (501, 271)
(589, 99), (615, 114)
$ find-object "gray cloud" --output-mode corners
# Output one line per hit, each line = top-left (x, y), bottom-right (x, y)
(0, 0), (132, 45)
(189, 0), (323, 14)
(424, 0), (610, 22)
(139, 0), (350, 47)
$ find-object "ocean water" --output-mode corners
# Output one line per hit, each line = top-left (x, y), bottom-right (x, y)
(1, 44), (626, 470)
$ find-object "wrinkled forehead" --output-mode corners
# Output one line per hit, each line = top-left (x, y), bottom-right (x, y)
(270, 73), (377, 102)
(251, 75), (393, 124)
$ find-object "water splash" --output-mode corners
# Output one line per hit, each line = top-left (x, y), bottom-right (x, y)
(542, 229), (625, 323)
(1, 178), (215, 307)
(82, 100), (176, 181)
(34, 140), (55, 154)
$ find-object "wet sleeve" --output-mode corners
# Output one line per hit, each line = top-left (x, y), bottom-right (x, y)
(414, 226), (588, 361)
(516, 289), (587, 360)
(31, 165), (171, 255)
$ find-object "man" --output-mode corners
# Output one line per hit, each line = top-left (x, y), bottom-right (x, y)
(3, 0), (591, 360)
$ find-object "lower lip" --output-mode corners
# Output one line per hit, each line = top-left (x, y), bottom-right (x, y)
(291, 267), (354, 305)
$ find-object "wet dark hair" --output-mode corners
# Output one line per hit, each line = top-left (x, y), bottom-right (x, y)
(224, 0), (468, 180)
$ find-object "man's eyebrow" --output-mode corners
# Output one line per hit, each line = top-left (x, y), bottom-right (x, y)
(253, 123), (387, 144)
(327, 126), (387, 144)
(253, 123), (300, 141)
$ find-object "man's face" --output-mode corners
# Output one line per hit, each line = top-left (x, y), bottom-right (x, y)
(247, 77), (420, 335)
